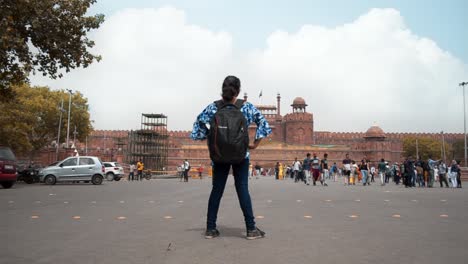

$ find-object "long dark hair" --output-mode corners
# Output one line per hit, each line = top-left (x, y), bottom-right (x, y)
(221, 75), (240, 101)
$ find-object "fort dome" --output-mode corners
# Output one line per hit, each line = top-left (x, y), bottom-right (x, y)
(364, 125), (386, 138)
(292, 97), (307, 107)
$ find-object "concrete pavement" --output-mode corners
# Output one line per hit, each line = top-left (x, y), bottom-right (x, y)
(1, 177), (467, 264)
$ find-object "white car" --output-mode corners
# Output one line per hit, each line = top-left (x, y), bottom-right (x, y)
(103, 162), (124, 181)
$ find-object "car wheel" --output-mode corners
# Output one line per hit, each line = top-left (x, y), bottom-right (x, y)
(44, 175), (57, 185)
(114, 176), (121, 181)
(24, 177), (34, 184)
(92, 174), (103, 185)
(1, 181), (15, 189)
(106, 173), (114, 181)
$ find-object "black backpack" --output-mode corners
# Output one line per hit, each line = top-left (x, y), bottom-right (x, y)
(208, 99), (249, 164)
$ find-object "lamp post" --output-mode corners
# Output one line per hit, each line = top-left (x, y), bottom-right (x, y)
(66, 89), (73, 148)
(460, 82), (468, 167)
(55, 97), (65, 161)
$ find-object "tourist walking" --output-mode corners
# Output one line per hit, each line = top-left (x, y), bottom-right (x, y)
(370, 165), (376, 182)
(293, 158), (301, 182)
(303, 153), (312, 185)
(190, 75), (271, 240)
(378, 158), (387, 186)
(427, 156), (438, 188)
(198, 164), (204, 180)
(343, 154), (352, 185)
(311, 153), (321, 186)
(438, 161), (449, 188)
(360, 158), (369, 186)
(449, 160), (460, 188)
(320, 153), (329, 186)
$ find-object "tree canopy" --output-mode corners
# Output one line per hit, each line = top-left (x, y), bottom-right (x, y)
(0, 84), (93, 155)
(403, 136), (452, 161)
(0, 0), (104, 99)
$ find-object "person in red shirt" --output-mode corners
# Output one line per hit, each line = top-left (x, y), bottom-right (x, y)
(198, 165), (204, 180)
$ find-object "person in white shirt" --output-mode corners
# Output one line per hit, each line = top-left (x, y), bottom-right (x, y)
(128, 163), (136, 181)
(292, 158), (301, 182)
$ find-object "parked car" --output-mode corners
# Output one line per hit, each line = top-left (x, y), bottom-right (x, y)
(0, 146), (18, 189)
(38, 156), (105, 185)
(103, 162), (124, 181)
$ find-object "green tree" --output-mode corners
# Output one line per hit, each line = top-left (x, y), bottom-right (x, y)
(403, 136), (452, 161)
(0, 84), (93, 156)
(450, 139), (464, 162)
(0, 0), (104, 99)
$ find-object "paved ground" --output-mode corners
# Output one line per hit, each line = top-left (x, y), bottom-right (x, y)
(1, 176), (467, 264)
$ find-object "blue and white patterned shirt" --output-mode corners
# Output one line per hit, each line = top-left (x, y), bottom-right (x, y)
(190, 101), (272, 159)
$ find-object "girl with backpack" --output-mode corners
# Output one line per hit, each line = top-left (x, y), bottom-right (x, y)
(191, 75), (272, 240)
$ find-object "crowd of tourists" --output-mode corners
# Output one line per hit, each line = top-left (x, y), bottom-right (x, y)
(269, 153), (463, 189)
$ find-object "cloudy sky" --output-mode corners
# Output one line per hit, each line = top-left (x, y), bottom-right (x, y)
(31, 0), (468, 133)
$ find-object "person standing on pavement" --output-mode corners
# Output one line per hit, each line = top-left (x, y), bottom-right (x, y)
(292, 158), (301, 182)
(427, 156), (438, 188)
(360, 158), (369, 186)
(198, 164), (204, 180)
(378, 158), (387, 186)
(320, 153), (329, 186)
(190, 75), (271, 240)
(438, 161), (449, 188)
(303, 153), (312, 185)
(311, 153), (321, 186)
(342, 154), (352, 185)
(128, 162), (135, 181)
(449, 160), (460, 188)
(137, 159), (144, 181)
(183, 159), (190, 182)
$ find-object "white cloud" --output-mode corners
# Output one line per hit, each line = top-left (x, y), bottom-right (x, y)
(31, 7), (468, 133)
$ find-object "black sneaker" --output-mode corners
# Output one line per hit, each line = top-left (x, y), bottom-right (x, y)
(205, 229), (220, 239)
(246, 228), (266, 240)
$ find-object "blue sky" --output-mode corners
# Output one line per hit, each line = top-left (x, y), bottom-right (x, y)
(90, 0), (468, 64)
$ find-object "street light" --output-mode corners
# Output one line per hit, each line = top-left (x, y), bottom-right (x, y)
(66, 89), (73, 148)
(55, 97), (65, 161)
(460, 82), (468, 167)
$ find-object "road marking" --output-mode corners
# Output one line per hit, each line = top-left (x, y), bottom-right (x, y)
(440, 214), (449, 218)
(384, 200), (390, 202)
(256, 216), (265, 219)
(385, 191), (391, 193)
(49, 193), (56, 196)
(149, 201), (155, 203)
(98, 219), (103, 222)
(178, 200), (184, 203)
(296, 200), (302, 203)
(64, 202), (69, 204)
(411, 200), (418, 202)
(304, 215), (313, 219)
(349, 215), (359, 218)
(31, 216), (39, 219)
(8, 201), (14, 204)
(73, 216), (81, 220)
(117, 216), (127, 220)
(392, 214), (401, 218)
(355, 199), (361, 202)
(441, 200), (447, 202)
(325, 200), (332, 202)
(267, 200), (272, 203)
(35, 201), (41, 204)
(164, 216), (173, 219)
(119, 201), (125, 204)
(91, 201), (97, 204)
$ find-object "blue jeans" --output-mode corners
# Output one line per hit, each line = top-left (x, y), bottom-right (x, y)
(361, 170), (368, 184)
(207, 159), (256, 230)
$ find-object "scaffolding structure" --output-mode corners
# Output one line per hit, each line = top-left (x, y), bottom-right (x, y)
(126, 114), (169, 172)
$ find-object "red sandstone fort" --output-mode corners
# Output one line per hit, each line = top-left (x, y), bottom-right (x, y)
(38, 94), (463, 170)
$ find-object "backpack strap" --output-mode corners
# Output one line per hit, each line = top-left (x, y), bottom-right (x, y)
(214, 99), (245, 109)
